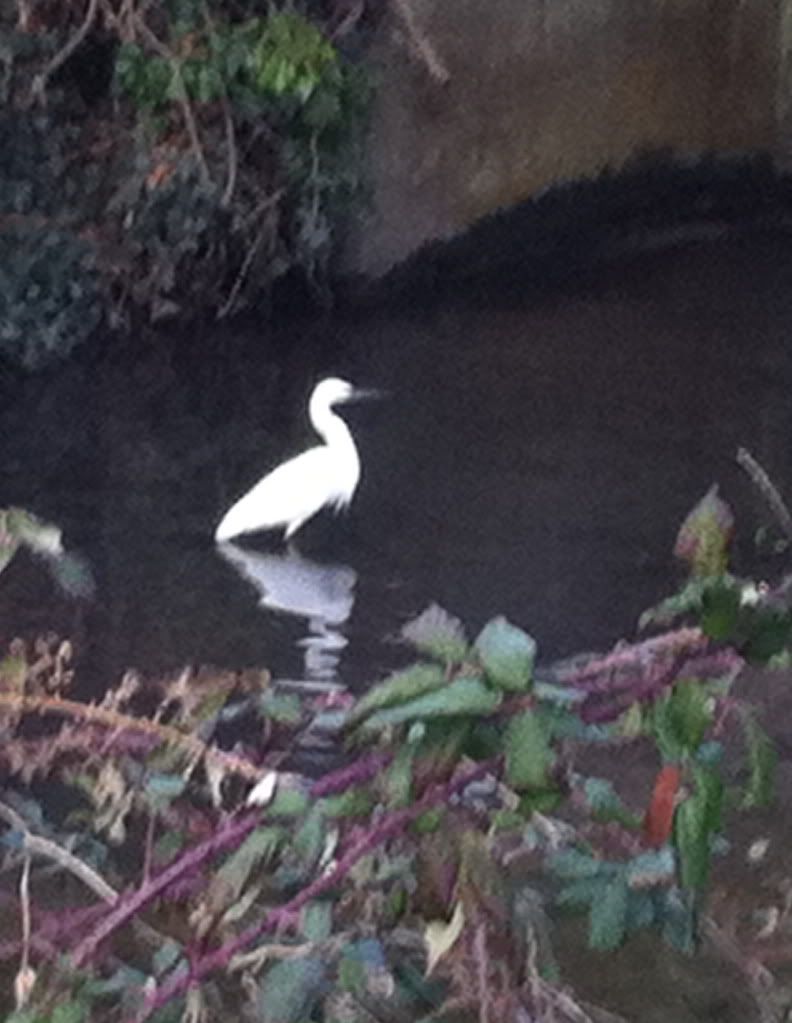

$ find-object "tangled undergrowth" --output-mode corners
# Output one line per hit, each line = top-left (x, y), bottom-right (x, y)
(0, 0), (374, 369)
(2, 473), (792, 1021)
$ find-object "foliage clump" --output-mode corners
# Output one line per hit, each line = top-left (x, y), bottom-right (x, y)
(3, 478), (792, 1021)
(0, 1), (372, 368)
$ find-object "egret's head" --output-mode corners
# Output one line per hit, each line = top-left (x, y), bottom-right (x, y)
(312, 377), (357, 408)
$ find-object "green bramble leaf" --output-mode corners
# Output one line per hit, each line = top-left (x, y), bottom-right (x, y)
(216, 826), (284, 901)
(383, 742), (415, 808)
(293, 805), (326, 869)
(256, 957), (326, 1023)
(475, 616), (536, 692)
(400, 604), (469, 663)
(348, 662), (446, 726)
(589, 873), (629, 950)
(268, 787), (310, 818)
(676, 801), (707, 891)
(674, 485), (734, 577)
(669, 680), (713, 753)
(740, 713), (776, 808)
(144, 773), (187, 805)
(316, 787), (374, 818)
(504, 709), (553, 791)
(301, 900), (333, 941)
(259, 690), (302, 725)
(357, 677), (501, 734)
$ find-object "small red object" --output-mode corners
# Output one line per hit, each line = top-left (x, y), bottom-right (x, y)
(643, 764), (682, 847)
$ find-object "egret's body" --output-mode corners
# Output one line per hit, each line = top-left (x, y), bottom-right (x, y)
(215, 378), (370, 543)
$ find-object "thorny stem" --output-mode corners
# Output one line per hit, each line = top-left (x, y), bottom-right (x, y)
(0, 692), (264, 782)
(134, 757), (500, 1022)
(72, 811), (259, 968)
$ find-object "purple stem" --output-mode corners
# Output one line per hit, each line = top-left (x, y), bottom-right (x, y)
(71, 811), (260, 968)
(309, 751), (393, 797)
(134, 757), (500, 1023)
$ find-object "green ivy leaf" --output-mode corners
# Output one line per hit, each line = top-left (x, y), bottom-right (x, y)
(474, 616), (536, 692)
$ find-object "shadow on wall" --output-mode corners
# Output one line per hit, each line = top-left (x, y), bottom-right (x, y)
(346, 0), (782, 276)
(355, 152), (792, 307)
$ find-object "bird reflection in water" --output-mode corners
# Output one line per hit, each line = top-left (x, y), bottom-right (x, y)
(216, 541), (357, 688)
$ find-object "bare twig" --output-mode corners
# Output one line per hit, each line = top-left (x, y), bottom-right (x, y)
(15, 854), (32, 1007)
(0, 799), (117, 903)
(200, 0), (237, 206)
(737, 447), (792, 544)
(30, 0), (101, 105)
(217, 190), (284, 318)
(390, 0), (450, 84)
(133, 14), (211, 185)
(220, 96), (238, 207)
(474, 923), (492, 1023)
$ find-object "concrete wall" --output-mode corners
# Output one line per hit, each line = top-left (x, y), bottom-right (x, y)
(345, 0), (782, 276)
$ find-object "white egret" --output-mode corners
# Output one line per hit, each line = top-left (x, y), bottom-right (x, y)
(214, 377), (377, 543)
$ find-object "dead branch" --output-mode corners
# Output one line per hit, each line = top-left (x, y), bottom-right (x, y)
(220, 96), (238, 207)
(737, 447), (792, 544)
(390, 0), (450, 84)
(0, 799), (117, 903)
(217, 189), (284, 318)
(30, 0), (102, 105)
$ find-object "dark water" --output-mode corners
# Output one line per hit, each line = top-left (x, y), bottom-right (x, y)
(3, 231), (792, 695)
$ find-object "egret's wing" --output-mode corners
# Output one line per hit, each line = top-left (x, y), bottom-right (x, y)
(217, 447), (336, 539)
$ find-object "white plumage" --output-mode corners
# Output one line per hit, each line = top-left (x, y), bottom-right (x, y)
(215, 377), (374, 543)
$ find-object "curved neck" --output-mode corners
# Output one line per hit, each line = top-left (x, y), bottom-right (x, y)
(310, 398), (356, 453)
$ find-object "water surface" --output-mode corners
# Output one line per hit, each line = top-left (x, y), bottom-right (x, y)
(2, 231), (792, 694)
